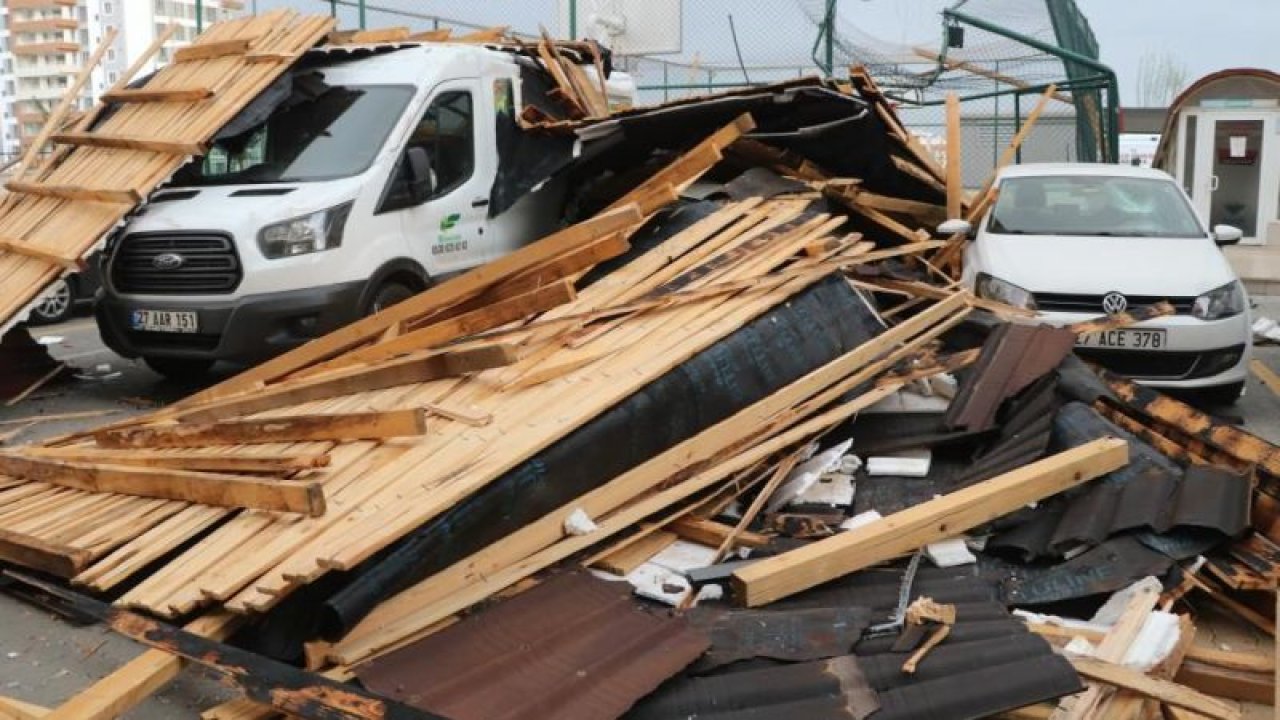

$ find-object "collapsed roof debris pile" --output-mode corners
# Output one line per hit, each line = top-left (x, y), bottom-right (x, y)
(0, 16), (1274, 720)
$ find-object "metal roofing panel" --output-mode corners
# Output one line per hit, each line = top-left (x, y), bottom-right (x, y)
(687, 606), (871, 671)
(356, 571), (709, 720)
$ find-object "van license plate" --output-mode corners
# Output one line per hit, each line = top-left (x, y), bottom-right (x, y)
(130, 309), (198, 334)
(1076, 328), (1167, 349)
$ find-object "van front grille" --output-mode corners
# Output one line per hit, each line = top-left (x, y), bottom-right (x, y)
(111, 233), (242, 295)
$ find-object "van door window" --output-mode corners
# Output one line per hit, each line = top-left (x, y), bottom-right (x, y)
(378, 90), (474, 213)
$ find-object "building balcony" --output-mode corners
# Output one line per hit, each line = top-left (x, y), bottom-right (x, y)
(11, 42), (80, 57)
(10, 19), (80, 34)
(6, 0), (78, 9)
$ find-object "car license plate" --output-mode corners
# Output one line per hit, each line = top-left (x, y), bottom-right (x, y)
(1076, 328), (1167, 350)
(130, 309), (198, 334)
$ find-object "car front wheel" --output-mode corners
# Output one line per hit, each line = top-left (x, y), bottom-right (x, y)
(29, 278), (74, 325)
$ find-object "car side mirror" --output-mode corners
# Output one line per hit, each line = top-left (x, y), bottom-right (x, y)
(1212, 224), (1243, 246)
(937, 218), (973, 237)
(405, 146), (433, 203)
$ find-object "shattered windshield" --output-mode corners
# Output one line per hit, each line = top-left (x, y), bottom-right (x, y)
(988, 175), (1205, 238)
(175, 84), (414, 185)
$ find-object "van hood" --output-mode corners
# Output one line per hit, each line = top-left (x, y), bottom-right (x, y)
(976, 233), (1238, 296)
(125, 181), (361, 235)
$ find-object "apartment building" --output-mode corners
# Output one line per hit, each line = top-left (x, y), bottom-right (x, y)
(0, 0), (245, 159)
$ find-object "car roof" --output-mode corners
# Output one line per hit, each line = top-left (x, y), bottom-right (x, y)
(996, 162), (1176, 181)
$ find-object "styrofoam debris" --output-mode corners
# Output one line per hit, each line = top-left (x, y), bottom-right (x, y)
(627, 562), (722, 606)
(866, 448), (932, 477)
(1121, 611), (1180, 671)
(1253, 315), (1280, 343)
(1091, 577), (1163, 625)
(864, 389), (951, 414)
(647, 539), (719, 574)
(35, 335), (64, 345)
(766, 439), (852, 513)
(1062, 637), (1097, 658)
(839, 454), (862, 474)
(791, 471), (854, 507)
(840, 510), (882, 531)
(562, 508), (598, 536)
(930, 373), (958, 399)
(925, 537), (976, 567)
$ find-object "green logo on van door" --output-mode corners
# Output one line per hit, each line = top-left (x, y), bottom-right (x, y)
(440, 213), (460, 231)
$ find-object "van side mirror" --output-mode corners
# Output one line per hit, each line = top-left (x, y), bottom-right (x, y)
(406, 146), (433, 203)
(1212, 224), (1243, 246)
(937, 218), (973, 237)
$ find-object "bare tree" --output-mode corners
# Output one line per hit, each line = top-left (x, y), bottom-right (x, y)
(1134, 51), (1188, 107)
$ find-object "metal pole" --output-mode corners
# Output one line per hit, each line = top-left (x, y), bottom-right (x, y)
(329, 0), (337, 19)
(1014, 90), (1023, 164)
(196, 0), (203, 33)
(824, 0), (836, 77)
(569, 0), (577, 39)
(358, 0), (366, 29)
(945, 8), (1120, 163)
(992, 59), (1000, 168)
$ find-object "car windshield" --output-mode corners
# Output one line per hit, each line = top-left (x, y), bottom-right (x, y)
(988, 175), (1205, 237)
(174, 84), (414, 186)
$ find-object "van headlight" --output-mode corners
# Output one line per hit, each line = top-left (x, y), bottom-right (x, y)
(1192, 281), (1244, 320)
(257, 201), (353, 259)
(975, 273), (1037, 310)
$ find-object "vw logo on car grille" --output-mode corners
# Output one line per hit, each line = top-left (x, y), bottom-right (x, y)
(152, 252), (185, 270)
(1101, 292), (1128, 315)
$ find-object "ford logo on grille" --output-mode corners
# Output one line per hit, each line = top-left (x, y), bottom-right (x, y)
(153, 253), (185, 270)
(1101, 292), (1128, 315)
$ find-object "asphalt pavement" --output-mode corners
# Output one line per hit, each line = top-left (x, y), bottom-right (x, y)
(0, 303), (1276, 717)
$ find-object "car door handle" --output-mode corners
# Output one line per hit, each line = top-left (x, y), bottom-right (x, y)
(471, 197), (489, 208)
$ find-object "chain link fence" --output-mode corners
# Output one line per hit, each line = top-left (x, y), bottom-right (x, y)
(304, 0), (1117, 185)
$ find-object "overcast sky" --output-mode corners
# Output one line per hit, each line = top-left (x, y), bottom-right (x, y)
(256, 0), (1279, 106)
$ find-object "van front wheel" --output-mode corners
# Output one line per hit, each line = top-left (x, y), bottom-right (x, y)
(365, 280), (417, 316)
(144, 356), (214, 381)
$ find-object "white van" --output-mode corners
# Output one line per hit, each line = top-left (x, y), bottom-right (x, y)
(955, 163), (1251, 404)
(97, 43), (627, 378)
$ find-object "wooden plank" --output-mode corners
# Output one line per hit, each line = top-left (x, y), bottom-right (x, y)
(99, 86), (215, 103)
(172, 37), (253, 63)
(49, 132), (205, 156)
(1176, 660), (1273, 705)
(4, 181), (140, 205)
(1071, 658), (1240, 720)
(96, 409), (428, 449)
(0, 696), (47, 719)
(966, 84), (1057, 223)
(10, 575), (439, 720)
(732, 438), (1129, 607)
(1057, 581), (1161, 719)
(0, 527), (91, 577)
(591, 530), (678, 575)
(669, 517), (770, 549)
(178, 344), (518, 424)
(945, 92), (963, 220)
(605, 114), (756, 213)
(5, 363), (64, 406)
(328, 27), (410, 44)
(22, 448), (331, 474)
(0, 239), (81, 268)
(0, 453), (325, 516)
(177, 205), (644, 406)
(39, 612), (239, 720)
(914, 48), (1074, 104)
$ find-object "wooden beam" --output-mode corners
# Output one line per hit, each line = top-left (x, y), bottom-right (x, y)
(914, 48), (1073, 104)
(0, 695), (47, 719)
(732, 438), (1128, 607)
(172, 37), (253, 63)
(4, 180), (140, 205)
(178, 205), (645, 407)
(328, 27), (410, 44)
(1056, 581), (1160, 719)
(177, 344), (517, 424)
(966, 84), (1057, 223)
(945, 92), (963, 220)
(1174, 660), (1273, 706)
(49, 131), (205, 155)
(95, 409), (428, 450)
(0, 453), (325, 516)
(99, 86), (214, 103)
(9, 575), (439, 720)
(0, 527), (91, 577)
(591, 530), (679, 575)
(1071, 658), (1241, 720)
(0, 238), (81, 268)
(669, 517), (770, 549)
(21, 448), (331, 474)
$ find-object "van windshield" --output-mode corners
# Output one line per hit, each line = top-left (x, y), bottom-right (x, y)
(988, 175), (1205, 238)
(174, 84), (414, 185)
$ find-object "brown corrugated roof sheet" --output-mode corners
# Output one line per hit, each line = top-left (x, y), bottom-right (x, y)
(356, 571), (709, 720)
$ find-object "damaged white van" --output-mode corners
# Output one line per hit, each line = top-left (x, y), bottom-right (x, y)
(96, 43), (631, 378)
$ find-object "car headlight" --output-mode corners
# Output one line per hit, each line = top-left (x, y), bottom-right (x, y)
(257, 201), (353, 259)
(974, 273), (1037, 310)
(1192, 281), (1244, 320)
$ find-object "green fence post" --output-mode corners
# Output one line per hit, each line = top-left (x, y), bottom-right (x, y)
(196, 0), (203, 33)
(358, 0), (366, 29)
(569, 0), (577, 39)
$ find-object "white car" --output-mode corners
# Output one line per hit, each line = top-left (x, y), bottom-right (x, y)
(955, 163), (1251, 404)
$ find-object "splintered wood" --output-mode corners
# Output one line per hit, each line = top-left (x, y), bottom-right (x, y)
(0, 10), (334, 337)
